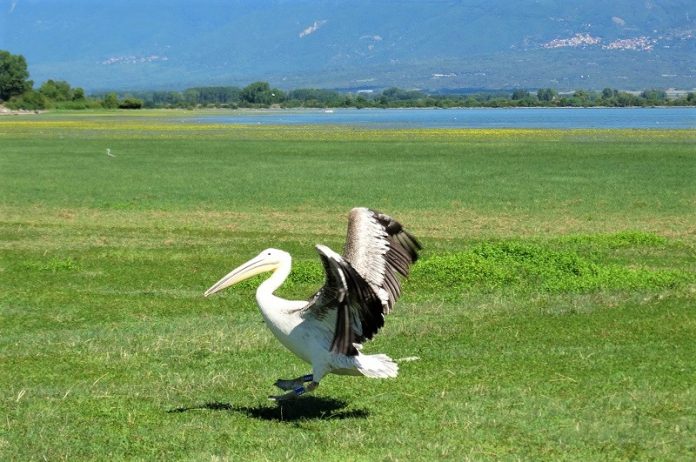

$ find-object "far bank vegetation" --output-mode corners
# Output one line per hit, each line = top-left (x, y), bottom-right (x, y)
(2, 50), (695, 111)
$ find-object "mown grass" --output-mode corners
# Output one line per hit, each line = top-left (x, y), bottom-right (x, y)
(1, 113), (695, 460)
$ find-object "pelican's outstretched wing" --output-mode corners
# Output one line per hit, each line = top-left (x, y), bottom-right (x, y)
(302, 209), (421, 357)
(342, 207), (421, 313)
(304, 245), (384, 356)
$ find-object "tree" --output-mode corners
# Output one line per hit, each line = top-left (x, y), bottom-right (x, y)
(615, 91), (641, 107)
(382, 87), (425, 101)
(39, 79), (73, 101)
(72, 87), (85, 101)
(239, 81), (284, 106)
(0, 50), (33, 101)
(102, 93), (119, 109)
(118, 97), (143, 109)
(511, 89), (530, 100)
(288, 88), (342, 106)
(5, 90), (48, 110)
(601, 88), (617, 99)
(641, 89), (667, 104)
(536, 88), (557, 102)
(240, 81), (271, 104)
(354, 95), (369, 109)
(571, 89), (595, 106)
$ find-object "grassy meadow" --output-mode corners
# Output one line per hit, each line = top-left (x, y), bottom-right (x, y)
(1, 112), (695, 460)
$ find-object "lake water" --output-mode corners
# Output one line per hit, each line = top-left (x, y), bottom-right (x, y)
(189, 107), (695, 129)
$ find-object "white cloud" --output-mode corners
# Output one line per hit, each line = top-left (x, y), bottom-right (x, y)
(612, 16), (626, 27)
(299, 20), (327, 38)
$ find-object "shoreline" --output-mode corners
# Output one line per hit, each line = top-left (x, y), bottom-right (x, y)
(2, 105), (693, 116)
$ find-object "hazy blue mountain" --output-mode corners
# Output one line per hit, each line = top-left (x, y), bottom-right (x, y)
(1, 0), (694, 91)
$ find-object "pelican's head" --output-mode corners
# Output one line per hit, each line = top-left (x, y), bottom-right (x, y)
(204, 248), (290, 297)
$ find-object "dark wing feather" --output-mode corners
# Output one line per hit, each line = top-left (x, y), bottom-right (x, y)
(304, 245), (384, 356)
(343, 208), (421, 313)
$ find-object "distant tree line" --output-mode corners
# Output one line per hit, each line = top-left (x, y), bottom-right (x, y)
(0, 50), (144, 110)
(2, 50), (695, 110)
(122, 84), (695, 109)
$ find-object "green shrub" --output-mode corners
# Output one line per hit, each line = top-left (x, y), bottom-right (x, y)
(118, 97), (144, 109)
(6, 90), (50, 110)
(412, 234), (691, 298)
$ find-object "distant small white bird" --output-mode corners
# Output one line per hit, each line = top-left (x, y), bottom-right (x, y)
(106, 148), (115, 157)
(204, 208), (421, 401)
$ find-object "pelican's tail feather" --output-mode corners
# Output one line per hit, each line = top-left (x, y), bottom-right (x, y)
(356, 353), (399, 378)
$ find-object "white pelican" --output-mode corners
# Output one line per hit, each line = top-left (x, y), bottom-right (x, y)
(204, 207), (421, 401)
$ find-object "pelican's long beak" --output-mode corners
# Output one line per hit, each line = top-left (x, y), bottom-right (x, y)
(204, 255), (278, 297)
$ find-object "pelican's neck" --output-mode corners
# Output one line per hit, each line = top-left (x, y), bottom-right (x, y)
(255, 257), (292, 313)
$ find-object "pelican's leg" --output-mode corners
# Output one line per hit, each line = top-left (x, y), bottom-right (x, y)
(270, 368), (325, 401)
(274, 374), (313, 391)
(269, 381), (319, 402)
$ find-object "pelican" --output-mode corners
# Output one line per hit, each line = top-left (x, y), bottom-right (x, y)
(204, 207), (421, 401)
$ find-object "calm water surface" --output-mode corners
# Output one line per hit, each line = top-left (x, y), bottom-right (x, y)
(189, 107), (695, 129)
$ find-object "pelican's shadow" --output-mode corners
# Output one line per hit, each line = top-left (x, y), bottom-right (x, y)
(168, 396), (369, 422)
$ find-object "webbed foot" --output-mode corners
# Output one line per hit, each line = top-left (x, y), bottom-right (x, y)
(269, 381), (318, 402)
(274, 374), (313, 391)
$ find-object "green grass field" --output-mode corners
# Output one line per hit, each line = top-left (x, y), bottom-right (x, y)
(1, 113), (695, 460)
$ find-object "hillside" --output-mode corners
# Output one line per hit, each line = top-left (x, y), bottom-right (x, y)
(1, 0), (694, 91)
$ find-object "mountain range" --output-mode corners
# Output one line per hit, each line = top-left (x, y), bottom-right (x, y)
(1, 0), (694, 92)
